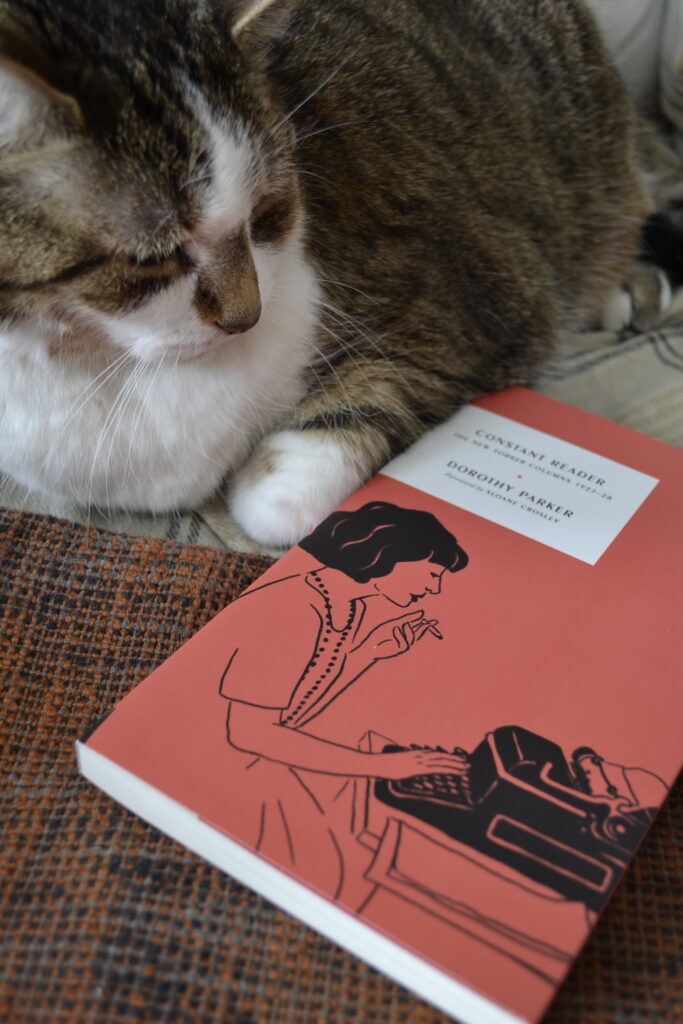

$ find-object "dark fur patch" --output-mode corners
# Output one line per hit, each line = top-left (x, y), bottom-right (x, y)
(639, 213), (683, 289)
(0, 0), (653, 480)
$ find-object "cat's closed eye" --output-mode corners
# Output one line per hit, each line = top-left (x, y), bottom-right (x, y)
(126, 245), (196, 277)
(0, 0), (672, 553)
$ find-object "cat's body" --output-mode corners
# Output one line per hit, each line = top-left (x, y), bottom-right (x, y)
(0, 0), (662, 544)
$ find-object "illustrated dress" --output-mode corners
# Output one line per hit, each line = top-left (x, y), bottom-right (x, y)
(218, 570), (375, 903)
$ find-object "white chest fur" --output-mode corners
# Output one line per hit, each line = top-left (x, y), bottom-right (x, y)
(0, 250), (319, 512)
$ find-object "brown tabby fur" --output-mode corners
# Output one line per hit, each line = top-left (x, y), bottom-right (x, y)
(272, 0), (652, 470)
(0, 0), (655, 511)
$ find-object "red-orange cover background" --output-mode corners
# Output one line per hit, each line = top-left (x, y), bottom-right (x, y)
(87, 390), (683, 1022)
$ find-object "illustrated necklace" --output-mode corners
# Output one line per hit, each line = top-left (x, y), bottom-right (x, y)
(280, 572), (358, 726)
(309, 570), (357, 633)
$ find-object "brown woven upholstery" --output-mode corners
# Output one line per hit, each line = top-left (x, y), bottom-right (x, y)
(1, 509), (681, 1023)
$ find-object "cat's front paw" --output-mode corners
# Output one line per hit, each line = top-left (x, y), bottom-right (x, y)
(601, 263), (672, 333)
(229, 430), (369, 547)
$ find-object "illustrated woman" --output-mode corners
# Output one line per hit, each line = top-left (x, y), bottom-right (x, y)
(218, 500), (469, 899)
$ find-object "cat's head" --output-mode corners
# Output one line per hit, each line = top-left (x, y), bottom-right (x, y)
(0, 0), (303, 362)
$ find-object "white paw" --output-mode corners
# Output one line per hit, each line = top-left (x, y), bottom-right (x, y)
(229, 430), (369, 547)
(601, 285), (633, 333)
(601, 266), (672, 333)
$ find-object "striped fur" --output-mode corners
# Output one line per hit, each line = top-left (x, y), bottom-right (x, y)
(0, 0), (658, 544)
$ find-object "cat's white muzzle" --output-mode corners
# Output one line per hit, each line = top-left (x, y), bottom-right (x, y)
(96, 276), (230, 363)
(98, 243), (279, 364)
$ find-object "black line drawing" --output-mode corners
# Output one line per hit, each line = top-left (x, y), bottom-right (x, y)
(351, 725), (667, 985)
(216, 499), (667, 982)
(364, 818), (572, 984)
(371, 725), (667, 912)
(218, 501), (468, 899)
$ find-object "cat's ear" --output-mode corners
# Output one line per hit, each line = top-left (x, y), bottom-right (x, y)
(231, 0), (295, 56)
(0, 10), (83, 149)
(0, 57), (82, 149)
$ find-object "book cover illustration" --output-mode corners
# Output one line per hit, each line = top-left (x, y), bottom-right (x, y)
(80, 391), (683, 1024)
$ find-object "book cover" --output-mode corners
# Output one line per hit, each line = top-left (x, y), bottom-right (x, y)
(76, 387), (683, 1024)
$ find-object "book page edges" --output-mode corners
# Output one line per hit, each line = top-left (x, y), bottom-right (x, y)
(75, 740), (530, 1024)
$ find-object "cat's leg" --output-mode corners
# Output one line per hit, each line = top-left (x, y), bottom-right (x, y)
(601, 256), (674, 333)
(230, 382), (407, 547)
(229, 427), (371, 548)
(229, 350), (469, 547)
(605, 124), (683, 332)
(229, 289), (561, 546)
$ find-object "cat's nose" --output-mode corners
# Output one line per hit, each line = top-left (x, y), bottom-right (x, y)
(193, 230), (262, 336)
(215, 314), (260, 335)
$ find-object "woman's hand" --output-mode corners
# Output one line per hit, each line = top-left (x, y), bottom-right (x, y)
(355, 610), (441, 660)
(372, 747), (470, 780)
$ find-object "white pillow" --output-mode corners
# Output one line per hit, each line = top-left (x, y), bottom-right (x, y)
(660, 0), (683, 142)
(586, 0), (666, 113)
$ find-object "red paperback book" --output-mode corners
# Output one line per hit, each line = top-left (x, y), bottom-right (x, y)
(77, 387), (683, 1024)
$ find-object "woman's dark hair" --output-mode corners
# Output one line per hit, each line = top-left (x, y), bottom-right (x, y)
(299, 501), (469, 583)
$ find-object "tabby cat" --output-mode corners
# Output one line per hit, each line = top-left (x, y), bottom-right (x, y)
(0, 0), (672, 545)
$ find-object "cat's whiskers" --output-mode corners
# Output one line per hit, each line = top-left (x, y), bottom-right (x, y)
(178, 170), (213, 193)
(317, 294), (384, 327)
(296, 167), (336, 189)
(164, 348), (226, 468)
(319, 337), (409, 419)
(326, 330), (397, 372)
(40, 349), (134, 481)
(318, 305), (385, 346)
(256, 280), (362, 411)
(313, 351), (412, 445)
(317, 299), (392, 365)
(102, 359), (149, 503)
(313, 295), (397, 381)
(319, 320), (434, 436)
(149, 208), (178, 241)
(316, 276), (383, 307)
(123, 358), (160, 482)
(227, 368), (292, 441)
(202, 368), (266, 442)
(296, 120), (362, 145)
(260, 286), (409, 448)
(312, 323), (376, 407)
(86, 356), (146, 513)
(273, 58), (353, 132)
(316, 327), (391, 387)
(112, 358), (152, 491)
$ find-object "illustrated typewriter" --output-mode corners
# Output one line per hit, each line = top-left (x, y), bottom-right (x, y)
(374, 725), (655, 910)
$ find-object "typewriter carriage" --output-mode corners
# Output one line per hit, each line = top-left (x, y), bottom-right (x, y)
(374, 725), (654, 910)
